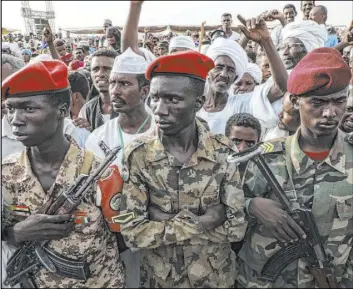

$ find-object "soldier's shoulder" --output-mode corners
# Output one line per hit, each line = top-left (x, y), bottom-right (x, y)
(124, 133), (156, 160)
(212, 133), (238, 152)
(2, 151), (22, 166)
(262, 137), (287, 155)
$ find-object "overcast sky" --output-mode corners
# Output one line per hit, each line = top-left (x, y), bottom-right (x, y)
(2, 1), (352, 33)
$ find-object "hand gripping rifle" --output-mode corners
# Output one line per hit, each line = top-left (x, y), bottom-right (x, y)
(4, 142), (121, 288)
(227, 142), (338, 288)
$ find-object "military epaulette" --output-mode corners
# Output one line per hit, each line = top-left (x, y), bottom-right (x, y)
(213, 133), (238, 152)
(262, 137), (287, 155)
(344, 132), (353, 145)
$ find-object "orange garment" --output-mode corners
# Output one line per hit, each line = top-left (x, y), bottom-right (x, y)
(304, 150), (330, 161)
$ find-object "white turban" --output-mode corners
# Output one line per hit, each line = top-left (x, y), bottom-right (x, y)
(282, 20), (328, 52)
(169, 35), (195, 53)
(244, 63), (262, 84)
(112, 47), (149, 74)
(206, 37), (248, 80)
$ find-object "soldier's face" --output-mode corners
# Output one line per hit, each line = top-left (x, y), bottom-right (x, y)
(149, 75), (205, 136)
(340, 94), (353, 133)
(109, 73), (148, 114)
(298, 88), (348, 137)
(5, 95), (65, 147)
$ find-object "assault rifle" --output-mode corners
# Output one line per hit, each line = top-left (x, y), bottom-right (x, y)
(4, 142), (121, 288)
(227, 142), (338, 288)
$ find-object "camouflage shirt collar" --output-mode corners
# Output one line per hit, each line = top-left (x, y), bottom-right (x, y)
(145, 119), (216, 165)
(16, 136), (85, 185)
(290, 129), (346, 175)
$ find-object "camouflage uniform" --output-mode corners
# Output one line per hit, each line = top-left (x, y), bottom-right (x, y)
(237, 130), (353, 288)
(1, 139), (125, 288)
(120, 120), (247, 288)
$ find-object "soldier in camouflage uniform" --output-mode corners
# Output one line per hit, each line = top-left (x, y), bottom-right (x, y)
(237, 48), (353, 288)
(119, 51), (247, 288)
(1, 60), (125, 288)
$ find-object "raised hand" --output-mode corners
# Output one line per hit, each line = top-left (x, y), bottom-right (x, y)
(43, 24), (54, 44)
(237, 14), (271, 44)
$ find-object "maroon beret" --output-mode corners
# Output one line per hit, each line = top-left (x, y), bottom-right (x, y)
(146, 50), (215, 82)
(287, 48), (352, 96)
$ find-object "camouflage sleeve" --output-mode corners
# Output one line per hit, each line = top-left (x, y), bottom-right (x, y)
(120, 154), (209, 249)
(242, 160), (269, 217)
(195, 161), (247, 243)
(341, 248), (353, 288)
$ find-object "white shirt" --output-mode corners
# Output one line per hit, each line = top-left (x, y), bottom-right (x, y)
(227, 31), (240, 41)
(85, 114), (156, 169)
(262, 125), (289, 141)
(197, 92), (253, 135)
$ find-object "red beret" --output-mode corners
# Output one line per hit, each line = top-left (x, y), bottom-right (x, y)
(288, 48), (352, 96)
(2, 60), (69, 99)
(146, 50), (215, 82)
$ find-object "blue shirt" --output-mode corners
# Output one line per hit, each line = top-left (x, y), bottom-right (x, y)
(325, 34), (338, 48)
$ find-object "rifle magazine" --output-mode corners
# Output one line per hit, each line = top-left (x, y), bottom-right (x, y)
(260, 241), (309, 283)
(43, 247), (90, 281)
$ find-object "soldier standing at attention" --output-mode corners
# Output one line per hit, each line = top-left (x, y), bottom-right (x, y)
(1, 60), (125, 288)
(237, 48), (352, 288)
(119, 50), (247, 288)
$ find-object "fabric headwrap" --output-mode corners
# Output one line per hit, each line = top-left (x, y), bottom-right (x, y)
(206, 37), (248, 80)
(244, 63), (262, 84)
(282, 20), (328, 53)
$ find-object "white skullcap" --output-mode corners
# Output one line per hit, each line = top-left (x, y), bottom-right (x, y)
(139, 47), (156, 63)
(244, 63), (262, 84)
(282, 20), (328, 53)
(112, 47), (149, 74)
(206, 37), (248, 80)
(169, 35), (195, 53)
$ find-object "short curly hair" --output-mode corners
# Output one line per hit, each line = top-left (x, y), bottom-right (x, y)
(225, 113), (262, 140)
(91, 48), (118, 59)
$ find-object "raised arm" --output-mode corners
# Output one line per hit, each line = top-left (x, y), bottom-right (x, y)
(121, 0), (145, 58)
(43, 25), (61, 61)
(237, 14), (288, 103)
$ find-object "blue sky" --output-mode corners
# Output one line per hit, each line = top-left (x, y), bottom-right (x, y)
(2, 1), (352, 33)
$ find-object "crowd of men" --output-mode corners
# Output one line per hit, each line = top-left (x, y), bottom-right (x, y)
(1, 0), (353, 288)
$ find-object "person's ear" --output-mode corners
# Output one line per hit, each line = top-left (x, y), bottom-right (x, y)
(141, 85), (150, 101)
(195, 95), (205, 112)
(58, 102), (69, 119)
(290, 94), (300, 111)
